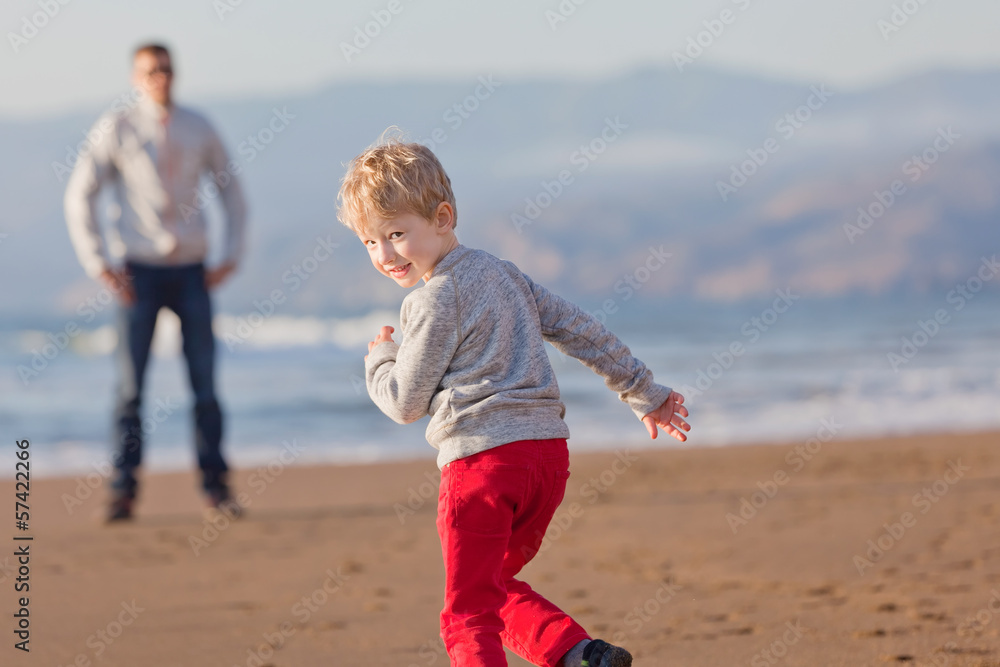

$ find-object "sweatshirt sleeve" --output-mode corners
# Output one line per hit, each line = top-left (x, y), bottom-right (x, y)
(518, 267), (672, 420)
(203, 120), (248, 268)
(64, 114), (118, 278)
(364, 283), (461, 424)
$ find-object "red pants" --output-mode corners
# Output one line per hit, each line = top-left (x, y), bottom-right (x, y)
(436, 438), (590, 666)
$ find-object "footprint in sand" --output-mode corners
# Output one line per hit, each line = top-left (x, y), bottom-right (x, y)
(945, 559), (976, 571)
(316, 620), (348, 631)
(941, 645), (991, 656)
(934, 583), (972, 594)
(910, 610), (948, 622)
(806, 584), (839, 597)
(341, 559), (365, 574)
(878, 653), (914, 662)
(854, 628), (888, 638)
(858, 626), (924, 639)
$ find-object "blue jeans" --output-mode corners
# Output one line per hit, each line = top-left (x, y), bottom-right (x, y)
(112, 262), (227, 497)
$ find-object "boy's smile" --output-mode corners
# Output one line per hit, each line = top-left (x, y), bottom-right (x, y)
(387, 263), (412, 280)
(359, 203), (458, 288)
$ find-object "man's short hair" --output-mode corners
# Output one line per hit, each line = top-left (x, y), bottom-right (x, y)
(338, 128), (457, 234)
(133, 43), (171, 62)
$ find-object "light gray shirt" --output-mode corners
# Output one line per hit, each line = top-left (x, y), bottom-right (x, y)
(365, 245), (672, 469)
(65, 97), (247, 277)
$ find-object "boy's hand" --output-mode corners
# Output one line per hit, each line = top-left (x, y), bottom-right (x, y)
(641, 391), (690, 442)
(366, 325), (395, 360)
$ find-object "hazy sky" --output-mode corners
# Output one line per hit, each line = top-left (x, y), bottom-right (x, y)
(2, 0), (999, 119)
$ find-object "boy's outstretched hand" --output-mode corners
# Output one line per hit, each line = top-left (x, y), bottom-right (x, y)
(642, 391), (690, 442)
(366, 325), (395, 360)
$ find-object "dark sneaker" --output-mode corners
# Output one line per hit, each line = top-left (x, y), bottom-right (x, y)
(582, 640), (632, 667)
(205, 485), (244, 520)
(106, 495), (134, 523)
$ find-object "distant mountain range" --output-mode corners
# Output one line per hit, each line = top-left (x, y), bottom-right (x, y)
(2, 65), (999, 326)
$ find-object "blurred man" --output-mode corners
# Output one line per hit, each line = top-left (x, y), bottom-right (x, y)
(65, 43), (247, 521)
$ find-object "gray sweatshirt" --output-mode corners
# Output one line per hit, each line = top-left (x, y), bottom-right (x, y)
(65, 98), (247, 278)
(364, 245), (672, 469)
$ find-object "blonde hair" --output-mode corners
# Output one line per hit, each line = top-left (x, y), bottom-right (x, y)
(337, 128), (457, 234)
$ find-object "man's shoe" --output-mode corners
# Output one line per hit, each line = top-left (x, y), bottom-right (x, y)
(106, 495), (134, 523)
(205, 485), (244, 520)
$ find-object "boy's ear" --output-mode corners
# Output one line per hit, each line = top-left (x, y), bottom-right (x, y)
(434, 201), (455, 233)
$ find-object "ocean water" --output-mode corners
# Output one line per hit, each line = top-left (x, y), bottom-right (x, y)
(2, 293), (998, 479)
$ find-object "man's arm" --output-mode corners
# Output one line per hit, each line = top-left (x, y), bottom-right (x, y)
(364, 290), (460, 424)
(518, 268), (673, 421)
(64, 116), (136, 303)
(64, 116), (117, 280)
(203, 123), (247, 286)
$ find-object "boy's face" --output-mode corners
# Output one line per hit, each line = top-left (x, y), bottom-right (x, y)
(358, 204), (457, 288)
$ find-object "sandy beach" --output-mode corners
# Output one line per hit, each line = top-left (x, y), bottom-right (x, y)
(4, 430), (999, 667)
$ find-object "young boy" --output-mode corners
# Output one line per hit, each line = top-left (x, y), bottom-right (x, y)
(337, 135), (690, 667)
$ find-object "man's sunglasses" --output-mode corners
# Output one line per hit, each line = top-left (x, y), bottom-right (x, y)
(141, 67), (173, 78)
